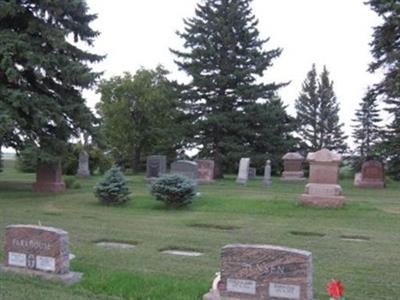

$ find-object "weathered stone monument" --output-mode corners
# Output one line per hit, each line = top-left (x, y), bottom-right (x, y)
(263, 160), (272, 187)
(32, 162), (66, 193)
(248, 167), (257, 179)
(300, 149), (345, 208)
(1, 225), (82, 284)
(203, 244), (313, 300)
(196, 159), (215, 183)
(170, 160), (198, 180)
(354, 160), (384, 188)
(146, 155), (167, 180)
(236, 158), (250, 184)
(281, 152), (305, 182)
(76, 150), (90, 178)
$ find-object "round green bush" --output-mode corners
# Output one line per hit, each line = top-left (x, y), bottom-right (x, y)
(94, 166), (130, 205)
(150, 174), (196, 208)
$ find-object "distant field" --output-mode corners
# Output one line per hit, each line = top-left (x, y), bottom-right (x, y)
(0, 160), (399, 300)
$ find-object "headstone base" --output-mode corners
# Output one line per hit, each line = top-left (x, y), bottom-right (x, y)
(281, 171), (306, 182)
(354, 173), (384, 188)
(235, 179), (247, 185)
(300, 194), (345, 208)
(76, 171), (90, 178)
(0, 265), (83, 285)
(32, 182), (66, 193)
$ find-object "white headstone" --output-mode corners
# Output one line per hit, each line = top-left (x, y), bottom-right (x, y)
(236, 158), (250, 184)
(263, 160), (272, 187)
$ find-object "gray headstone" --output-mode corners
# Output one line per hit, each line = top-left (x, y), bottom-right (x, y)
(77, 151), (90, 178)
(263, 160), (272, 187)
(146, 155), (167, 178)
(248, 167), (256, 179)
(170, 160), (198, 180)
(236, 158), (250, 184)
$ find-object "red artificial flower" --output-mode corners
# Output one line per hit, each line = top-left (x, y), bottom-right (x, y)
(326, 279), (345, 298)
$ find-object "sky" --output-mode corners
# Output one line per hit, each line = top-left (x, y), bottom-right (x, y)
(3, 0), (385, 153)
(83, 0), (385, 146)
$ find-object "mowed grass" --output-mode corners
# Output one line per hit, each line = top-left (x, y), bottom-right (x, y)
(0, 159), (399, 300)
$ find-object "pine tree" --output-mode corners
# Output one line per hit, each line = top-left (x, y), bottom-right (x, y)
(0, 0), (103, 163)
(318, 66), (347, 152)
(171, 0), (285, 178)
(352, 88), (382, 158)
(368, 0), (400, 179)
(295, 65), (347, 152)
(295, 64), (319, 151)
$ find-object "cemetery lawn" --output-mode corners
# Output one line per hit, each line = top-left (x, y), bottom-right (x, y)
(1, 159), (400, 300)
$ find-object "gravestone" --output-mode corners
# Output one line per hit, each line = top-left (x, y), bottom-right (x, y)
(354, 160), (384, 188)
(203, 244), (312, 300)
(281, 152), (305, 182)
(248, 167), (257, 179)
(236, 158), (250, 184)
(146, 155), (167, 180)
(170, 160), (198, 180)
(1, 225), (82, 284)
(263, 160), (272, 187)
(76, 151), (90, 178)
(300, 149), (345, 208)
(32, 162), (66, 193)
(196, 159), (215, 183)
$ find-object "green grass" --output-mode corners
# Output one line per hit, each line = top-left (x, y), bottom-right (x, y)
(0, 159), (400, 299)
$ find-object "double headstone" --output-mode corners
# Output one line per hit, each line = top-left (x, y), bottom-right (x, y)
(1, 225), (82, 284)
(236, 158), (250, 184)
(32, 162), (66, 193)
(146, 155), (167, 180)
(170, 160), (198, 181)
(281, 152), (305, 182)
(196, 159), (215, 183)
(354, 160), (384, 188)
(300, 149), (345, 208)
(203, 244), (313, 300)
(76, 151), (90, 178)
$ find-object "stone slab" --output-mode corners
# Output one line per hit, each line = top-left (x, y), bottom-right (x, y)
(0, 265), (82, 285)
(33, 162), (65, 193)
(161, 250), (203, 257)
(170, 160), (198, 180)
(76, 151), (90, 178)
(236, 158), (250, 184)
(196, 159), (215, 183)
(300, 194), (345, 208)
(146, 155), (167, 178)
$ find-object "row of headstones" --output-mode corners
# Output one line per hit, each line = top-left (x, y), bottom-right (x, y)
(2, 224), (313, 299)
(280, 151), (385, 188)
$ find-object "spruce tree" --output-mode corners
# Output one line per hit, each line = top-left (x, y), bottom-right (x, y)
(295, 64), (319, 151)
(0, 0), (102, 163)
(295, 65), (347, 152)
(368, 0), (400, 179)
(318, 67), (347, 152)
(352, 88), (382, 158)
(171, 0), (285, 178)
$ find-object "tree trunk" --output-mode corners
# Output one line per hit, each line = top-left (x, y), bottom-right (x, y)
(214, 150), (224, 179)
(131, 147), (141, 173)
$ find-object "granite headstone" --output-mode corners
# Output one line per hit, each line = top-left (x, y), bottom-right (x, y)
(170, 160), (198, 180)
(354, 160), (384, 188)
(196, 159), (215, 183)
(236, 158), (250, 184)
(32, 162), (66, 193)
(76, 151), (90, 178)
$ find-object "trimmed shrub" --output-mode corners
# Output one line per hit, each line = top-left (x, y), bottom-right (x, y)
(94, 166), (130, 205)
(150, 174), (196, 208)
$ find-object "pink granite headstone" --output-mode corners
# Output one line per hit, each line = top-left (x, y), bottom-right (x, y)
(300, 149), (345, 208)
(281, 153), (306, 182)
(203, 244), (313, 300)
(32, 162), (65, 192)
(195, 159), (215, 183)
(4, 225), (69, 274)
(354, 160), (384, 188)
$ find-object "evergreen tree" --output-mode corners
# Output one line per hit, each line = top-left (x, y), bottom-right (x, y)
(171, 0), (285, 177)
(0, 0), (102, 163)
(318, 67), (347, 152)
(295, 64), (319, 151)
(368, 0), (400, 179)
(352, 88), (382, 158)
(295, 65), (347, 152)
